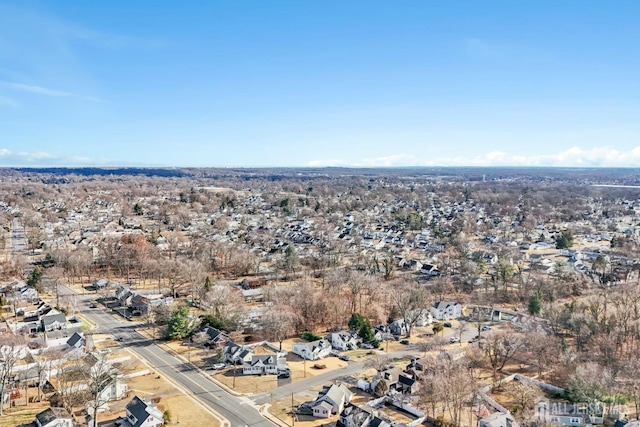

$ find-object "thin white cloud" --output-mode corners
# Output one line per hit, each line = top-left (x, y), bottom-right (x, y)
(7, 83), (74, 96)
(308, 146), (640, 168)
(451, 147), (640, 167)
(0, 148), (129, 166)
(1, 81), (103, 102)
(6, 82), (72, 97)
(0, 149), (54, 163)
(0, 94), (17, 108)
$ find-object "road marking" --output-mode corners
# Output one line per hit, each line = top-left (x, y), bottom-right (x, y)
(124, 346), (230, 427)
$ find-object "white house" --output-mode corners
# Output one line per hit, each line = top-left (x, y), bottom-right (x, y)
(430, 301), (463, 321)
(311, 383), (353, 417)
(292, 339), (332, 361)
(96, 374), (129, 403)
(41, 313), (67, 332)
(121, 395), (163, 427)
(312, 401), (334, 418)
(86, 375), (129, 419)
(330, 332), (358, 351)
(411, 310), (434, 326)
(242, 353), (287, 375)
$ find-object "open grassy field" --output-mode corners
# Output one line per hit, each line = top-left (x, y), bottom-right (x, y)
(93, 347), (222, 427)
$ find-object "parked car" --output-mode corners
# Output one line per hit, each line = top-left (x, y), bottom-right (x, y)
(89, 302), (98, 308)
(278, 371), (290, 379)
(211, 363), (226, 370)
(481, 325), (492, 331)
(338, 355), (351, 362)
(399, 339), (410, 345)
(449, 336), (460, 343)
(443, 322), (452, 328)
(361, 343), (374, 349)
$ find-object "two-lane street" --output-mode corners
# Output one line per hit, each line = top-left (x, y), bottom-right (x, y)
(61, 285), (276, 427)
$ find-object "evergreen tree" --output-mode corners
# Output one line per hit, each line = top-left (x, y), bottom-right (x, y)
(27, 267), (42, 289)
(358, 320), (375, 343)
(133, 202), (144, 215)
(348, 313), (366, 331)
(432, 323), (444, 335)
(555, 230), (574, 249)
(528, 294), (542, 316)
(167, 306), (191, 339)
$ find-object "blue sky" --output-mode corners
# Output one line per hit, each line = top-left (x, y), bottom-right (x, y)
(1, 1), (639, 167)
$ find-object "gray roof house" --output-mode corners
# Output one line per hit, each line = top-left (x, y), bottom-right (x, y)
(42, 313), (67, 332)
(199, 325), (228, 346)
(34, 407), (73, 427)
(66, 332), (85, 350)
(312, 383), (353, 417)
(330, 332), (359, 351)
(242, 353), (287, 375)
(338, 403), (385, 427)
(223, 342), (253, 364)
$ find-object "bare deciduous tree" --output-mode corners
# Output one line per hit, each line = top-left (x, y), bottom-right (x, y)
(388, 279), (430, 337)
(0, 334), (25, 416)
(480, 330), (523, 382)
(262, 308), (298, 350)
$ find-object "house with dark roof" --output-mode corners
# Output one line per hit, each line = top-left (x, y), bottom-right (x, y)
(115, 285), (133, 306)
(222, 341), (253, 365)
(197, 325), (228, 347)
(66, 332), (84, 350)
(34, 407), (73, 427)
(120, 395), (163, 427)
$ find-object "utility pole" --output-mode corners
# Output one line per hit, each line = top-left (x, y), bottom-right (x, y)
(233, 365), (237, 389)
(291, 393), (295, 426)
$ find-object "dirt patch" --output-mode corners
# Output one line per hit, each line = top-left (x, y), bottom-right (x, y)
(287, 354), (347, 381)
(213, 366), (278, 394)
(94, 348), (220, 427)
(269, 395), (338, 427)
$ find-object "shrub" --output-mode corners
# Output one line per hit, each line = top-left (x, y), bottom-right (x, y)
(162, 409), (172, 424)
(302, 331), (322, 341)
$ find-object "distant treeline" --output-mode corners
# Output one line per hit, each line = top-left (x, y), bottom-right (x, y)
(12, 167), (189, 178)
(5, 166), (640, 185)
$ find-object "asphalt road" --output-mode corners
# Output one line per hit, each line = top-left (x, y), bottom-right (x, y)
(10, 218), (27, 254)
(60, 285), (275, 427)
